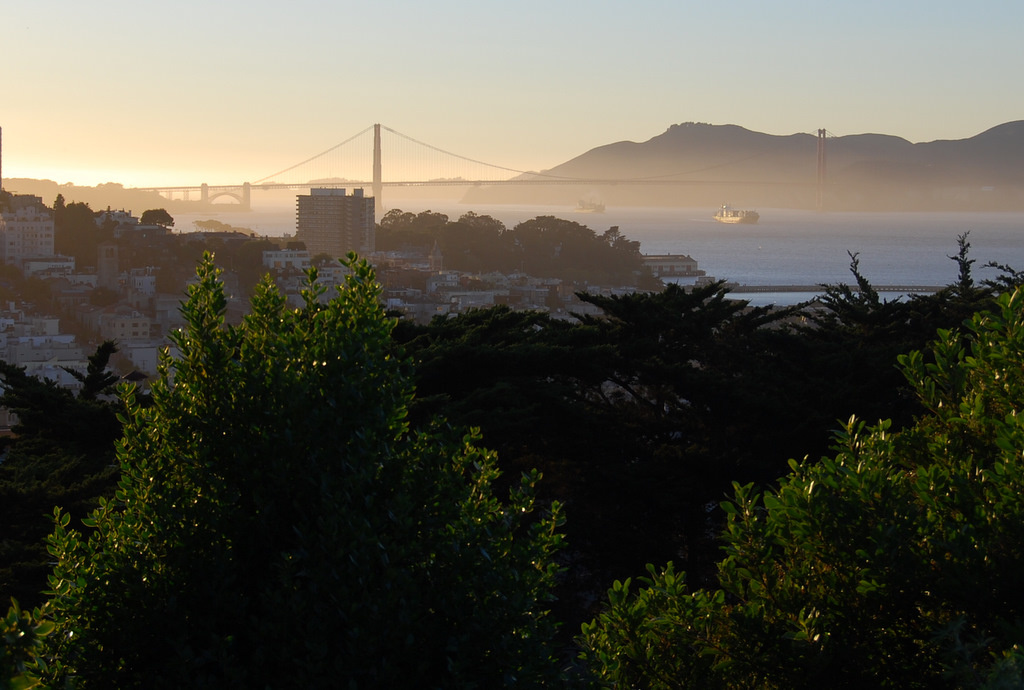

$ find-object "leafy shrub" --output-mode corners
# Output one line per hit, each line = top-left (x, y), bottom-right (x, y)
(39, 254), (564, 689)
(581, 288), (1024, 689)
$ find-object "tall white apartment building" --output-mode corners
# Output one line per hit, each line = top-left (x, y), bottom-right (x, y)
(0, 195), (55, 265)
(295, 188), (375, 259)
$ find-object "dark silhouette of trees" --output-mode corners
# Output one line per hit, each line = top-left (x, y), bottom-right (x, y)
(581, 287), (1024, 688)
(1, 232), (1020, 687)
(60, 341), (121, 401)
(394, 240), (1021, 634)
(139, 208), (174, 227)
(0, 343), (123, 608)
(35, 256), (565, 689)
(54, 198), (111, 268)
(376, 209), (656, 286)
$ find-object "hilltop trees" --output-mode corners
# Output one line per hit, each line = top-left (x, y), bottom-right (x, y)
(38, 255), (565, 688)
(54, 197), (111, 267)
(376, 209), (656, 286)
(139, 208), (174, 227)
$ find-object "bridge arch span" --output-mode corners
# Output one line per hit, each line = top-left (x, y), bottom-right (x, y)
(206, 190), (245, 205)
(199, 182), (251, 210)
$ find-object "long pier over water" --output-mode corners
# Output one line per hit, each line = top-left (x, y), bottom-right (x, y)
(728, 284), (945, 294)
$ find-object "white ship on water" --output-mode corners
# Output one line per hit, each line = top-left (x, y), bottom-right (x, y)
(576, 198), (606, 213)
(713, 204), (759, 224)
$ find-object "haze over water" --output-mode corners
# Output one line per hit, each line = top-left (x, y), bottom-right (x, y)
(174, 197), (1024, 306)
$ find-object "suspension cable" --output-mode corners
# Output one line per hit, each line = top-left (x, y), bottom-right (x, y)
(253, 125), (375, 184)
(381, 125), (529, 177)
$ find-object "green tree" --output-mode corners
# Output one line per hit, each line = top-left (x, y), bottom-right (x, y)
(580, 287), (1024, 689)
(40, 254), (565, 689)
(223, 236), (280, 295)
(1, 599), (54, 689)
(375, 210), (654, 286)
(394, 282), (798, 634)
(54, 200), (106, 268)
(375, 208), (452, 253)
(505, 216), (651, 285)
(789, 245), (1002, 443)
(60, 341), (120, 401)
(139, 208), (174, 227)
(0, 345), (123, 609)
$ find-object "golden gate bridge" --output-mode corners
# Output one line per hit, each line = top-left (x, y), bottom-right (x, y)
(132, 124), (830, 212)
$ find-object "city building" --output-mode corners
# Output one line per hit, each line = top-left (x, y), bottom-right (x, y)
(642, 253), (705, 278)
(0, 195), (55, 265)
(262, 249), (311, 272)
(97, 305), (156, 343)
(295, 188), (374, 259)
(97, 241), (119, 290)
(95, 208), (138, 232)
(23, 255), (75, 278)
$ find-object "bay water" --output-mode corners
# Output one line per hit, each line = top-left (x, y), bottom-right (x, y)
(173, 198), (1024, 307)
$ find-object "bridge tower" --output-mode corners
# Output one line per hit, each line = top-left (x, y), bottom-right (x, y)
(816, 128), (827, 211)
(373, 123), (382, 216)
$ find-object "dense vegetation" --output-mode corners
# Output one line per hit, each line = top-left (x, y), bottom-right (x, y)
(1, 225), (1023, 686)
(580, 288), (1024, 688)
(0, 344), (122, 608)
(11, 255), (565, 688)
(377, 209), (660, 288)
(392, 238), (1006, 624)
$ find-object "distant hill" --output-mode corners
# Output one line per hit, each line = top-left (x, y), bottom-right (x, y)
(463, 121), (1024, 211)
(0, 178), (191, 214)
(8, 122), (1024, 213)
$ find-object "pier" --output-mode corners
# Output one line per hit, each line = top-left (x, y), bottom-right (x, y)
(727, 284), (945, 294)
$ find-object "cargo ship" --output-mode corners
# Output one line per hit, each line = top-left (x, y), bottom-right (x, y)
(576, 198), (606, 213)
(713, 205), (759, 224)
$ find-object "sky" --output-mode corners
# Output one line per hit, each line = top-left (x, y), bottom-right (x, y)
(3, 0), (1024, 188)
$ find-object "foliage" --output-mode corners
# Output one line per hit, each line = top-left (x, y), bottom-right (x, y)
(53, 199), (110, 268)
(192, 219), (247, 232)
(580, 287), (1024, 688)
(139, 208), (174, 227)
(790, 243), (1001, 446)
(0, 345), (123, 608)
(226, 237), (280, 294)
(40, 254), (565, 689)
(60, 341), (120, 401)
(394, 281), (801, 633)
(376, 209), (655, 286)
(1, 599), (54, 689)
(393, 239), (1019, 642)
(508, 216), (651, 286)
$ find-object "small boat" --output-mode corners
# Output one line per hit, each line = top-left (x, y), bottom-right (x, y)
(576, 198), (606, 213)
(713, 204), (759, 224)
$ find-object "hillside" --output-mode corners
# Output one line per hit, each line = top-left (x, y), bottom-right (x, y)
(463, 121), (1024, 211)
(1, 179), (211, 215)
(7, 122), (1024, 213)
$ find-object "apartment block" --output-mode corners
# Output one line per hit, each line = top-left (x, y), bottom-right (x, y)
(295, 188), (374, 259)
(0, 195), (54, 265)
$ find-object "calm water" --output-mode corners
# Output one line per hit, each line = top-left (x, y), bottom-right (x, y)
(175, 199), (1024, 306)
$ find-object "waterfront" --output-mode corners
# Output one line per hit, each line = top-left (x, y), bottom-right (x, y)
(174, 198), (1024, 307)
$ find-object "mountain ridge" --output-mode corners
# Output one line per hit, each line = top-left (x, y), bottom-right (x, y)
(465, 121), (1024, 211)
(7, 122), (1024, 213)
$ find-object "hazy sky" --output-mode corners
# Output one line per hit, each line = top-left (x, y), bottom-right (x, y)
(4, 0), (1023, 188)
